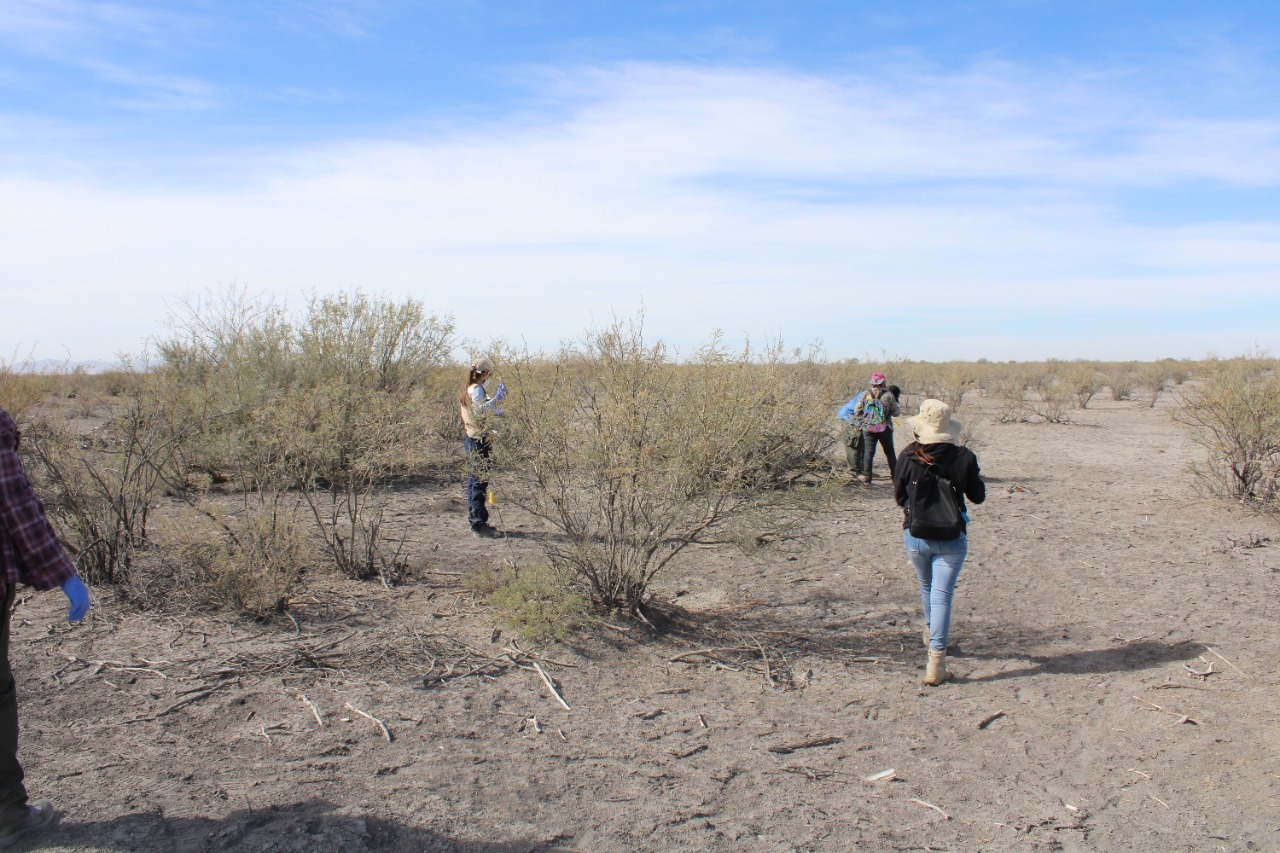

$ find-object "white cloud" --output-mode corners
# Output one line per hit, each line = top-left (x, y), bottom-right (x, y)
(1, 61), (1277, 361)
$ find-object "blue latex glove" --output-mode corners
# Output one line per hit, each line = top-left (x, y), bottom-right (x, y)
(62, 575), (90, 623)
(494, 382), (507, 402)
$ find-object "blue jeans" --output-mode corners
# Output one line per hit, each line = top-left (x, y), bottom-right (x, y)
(904, 531), (967, 651)
(464, 436), (491, 528)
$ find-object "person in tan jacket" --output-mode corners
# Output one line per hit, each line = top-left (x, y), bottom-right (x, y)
(458, 359), (505, 537)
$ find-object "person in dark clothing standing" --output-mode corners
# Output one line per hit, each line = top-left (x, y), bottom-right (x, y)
(853, 372), (900, 484)
(893, 399), (985, 686)
(0, 408), (91, 846)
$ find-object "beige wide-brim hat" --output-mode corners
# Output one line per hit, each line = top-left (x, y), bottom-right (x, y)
(909, 398), (962, 444)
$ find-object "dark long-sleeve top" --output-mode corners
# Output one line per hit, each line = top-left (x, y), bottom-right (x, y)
(893, 442), (986, 533)
(0, 409), (75, 590)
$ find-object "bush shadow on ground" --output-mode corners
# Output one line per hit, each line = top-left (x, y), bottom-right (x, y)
(41, 798), (572, 853)
(960, 639), (1207, 683)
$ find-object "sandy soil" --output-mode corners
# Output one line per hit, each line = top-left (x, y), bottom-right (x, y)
(8, 392), (1280, 851)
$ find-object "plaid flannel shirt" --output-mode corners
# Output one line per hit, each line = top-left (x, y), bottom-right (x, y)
(0, 409), (75, 591)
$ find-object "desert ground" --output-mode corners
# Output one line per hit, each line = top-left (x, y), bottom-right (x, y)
(8, 390), (1279, 851)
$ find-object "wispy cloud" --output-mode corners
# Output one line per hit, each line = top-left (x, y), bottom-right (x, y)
(80, 58), (218, 110)
(1, 59), (1277, 360)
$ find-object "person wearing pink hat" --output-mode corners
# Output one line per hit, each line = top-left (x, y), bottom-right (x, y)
(852, 372), (900, 484)
(893, 399), (986, 686)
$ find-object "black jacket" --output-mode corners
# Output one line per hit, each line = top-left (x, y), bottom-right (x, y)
(893, 442), (986, 533)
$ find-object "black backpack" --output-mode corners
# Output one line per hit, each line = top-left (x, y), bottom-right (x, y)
(907, 464), (964, 540)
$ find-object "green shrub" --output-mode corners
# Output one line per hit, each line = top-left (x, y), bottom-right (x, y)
(474, 562), (586, 642)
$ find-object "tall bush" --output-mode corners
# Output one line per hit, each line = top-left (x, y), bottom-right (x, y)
(494, 319), (832, 615)
(156, 286), (455, 581)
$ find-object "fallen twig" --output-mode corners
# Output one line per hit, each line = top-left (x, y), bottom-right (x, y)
(910, 798), (951, 820)
(125, 683), (230, 723)
(669, 647), (756, 663)
(977, 710), (1006, 729)
(298, 693), (324, 727)
(768, 737), (842, 755)
(1205, 647), (1247, 678)
(671, 744), (707, 759)
(344, 702), (392, 742)
(1133, 696), (1199, 725)
(1182, 658), (1214, 679)
(532, 661), (572, 711)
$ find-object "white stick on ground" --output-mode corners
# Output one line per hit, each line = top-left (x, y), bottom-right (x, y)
(1205, 647), (1247, 677)
(532, 661), (571, 711)
(344, 702), (393, 742)
(910, 798), (951, 820)
(298, 694), (324, 727)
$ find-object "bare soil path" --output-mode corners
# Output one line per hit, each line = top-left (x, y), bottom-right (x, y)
(10, 394), (1280, 851)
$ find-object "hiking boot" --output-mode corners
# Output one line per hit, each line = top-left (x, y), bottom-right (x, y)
(469, 523), (498, 539)
(0, 800), (56, 847)
(861, 474), (872, 485)
(923, 650), (953, 686)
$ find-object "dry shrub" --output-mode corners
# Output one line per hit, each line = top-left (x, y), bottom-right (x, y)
(1105, 368), (1137, 401)
(154, 499), (310, 615)
(1137, 362), (1172, 408)
(1063, 365), (1104, 409)
(156, 286), (455, 582)
(1028, 375), (1071, 424)
(917, 363), (977, 412)
(1174, 358), (1280, 506)
(22, 385), (186, 585)
(991, 377), (1030, 423)
(0, 351), (49, 425)
(494, 318), (832, 615)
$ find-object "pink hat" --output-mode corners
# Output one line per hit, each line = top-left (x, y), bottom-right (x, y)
(869, 372), (886, 386)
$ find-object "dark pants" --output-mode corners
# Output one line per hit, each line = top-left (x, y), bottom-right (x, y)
(0, 581), (27, 823)
(862, 428), (897, 481)
(841, 422), (865, 474)
(464, 436), (491, 528)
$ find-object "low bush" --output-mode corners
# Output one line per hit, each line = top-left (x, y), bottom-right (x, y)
(153, 498), (311, 616)
(469, 562), (586, 642)
(1174, 359), (1280, 506)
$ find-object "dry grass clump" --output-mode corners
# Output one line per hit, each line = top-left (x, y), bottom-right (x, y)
(152, 499), (312, 616)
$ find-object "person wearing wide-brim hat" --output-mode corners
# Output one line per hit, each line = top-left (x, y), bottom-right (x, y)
(852, 372), (900, 484)
(458, 358), (506, 538)
(893, 399), (986, 686)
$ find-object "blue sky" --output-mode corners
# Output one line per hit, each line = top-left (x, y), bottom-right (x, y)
(2, 1), (1278, 363)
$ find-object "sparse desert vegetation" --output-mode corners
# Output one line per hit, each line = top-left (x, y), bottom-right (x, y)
(2, 309), (1278, 850)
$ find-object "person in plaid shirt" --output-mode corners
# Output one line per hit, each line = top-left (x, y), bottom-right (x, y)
(0, 408), (90, 846)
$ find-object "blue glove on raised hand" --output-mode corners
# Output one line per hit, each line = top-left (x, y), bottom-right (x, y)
(494, 382), (507, 402)
(62, 575), (90, 623)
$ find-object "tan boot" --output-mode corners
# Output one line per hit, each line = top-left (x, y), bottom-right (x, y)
(923, 649), (952, 686)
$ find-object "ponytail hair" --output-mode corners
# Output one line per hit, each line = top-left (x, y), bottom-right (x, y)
(912, 442), (937, 466)
(458, 366), (486, 410)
